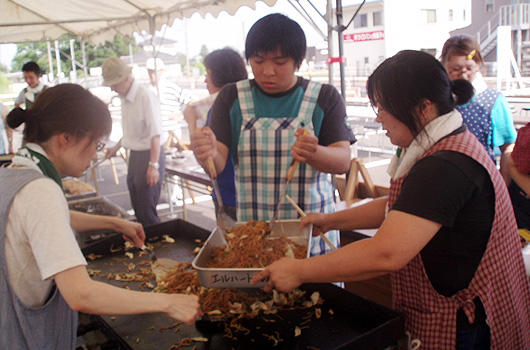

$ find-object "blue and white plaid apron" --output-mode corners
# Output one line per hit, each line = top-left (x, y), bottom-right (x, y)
(235, 79), (340, 256)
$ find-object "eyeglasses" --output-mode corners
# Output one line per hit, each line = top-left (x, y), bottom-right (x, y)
(448, 64), (478, 76)
(96, 142), (106, 152)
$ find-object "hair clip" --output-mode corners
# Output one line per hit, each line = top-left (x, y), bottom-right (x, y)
(467, 50), (476, 60)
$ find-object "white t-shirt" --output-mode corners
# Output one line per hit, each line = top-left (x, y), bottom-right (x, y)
(120, 79), (164, 151)
(189, 92), (218, 128)
(5, 146), (86, 308)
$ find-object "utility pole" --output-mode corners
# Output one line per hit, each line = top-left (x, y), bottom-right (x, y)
(54, 40), (62, 83)
(327, 0), (334, 86)
(70, 39), (77, 82)
(336, 0), (346, 98)
(47, 41), (54, 82)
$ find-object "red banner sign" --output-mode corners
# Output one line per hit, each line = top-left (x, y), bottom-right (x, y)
(326, 56), (346, 65)
(344, 30), (385, 42)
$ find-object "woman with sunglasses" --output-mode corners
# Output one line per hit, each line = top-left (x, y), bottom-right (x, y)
(441, 35), (517, 183)
(0, 84), (202, 349)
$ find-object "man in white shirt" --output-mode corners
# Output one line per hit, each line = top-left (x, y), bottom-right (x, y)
(102, 57), (165, 226)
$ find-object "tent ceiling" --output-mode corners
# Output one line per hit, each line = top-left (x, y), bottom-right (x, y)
(0, 0), (277, 44)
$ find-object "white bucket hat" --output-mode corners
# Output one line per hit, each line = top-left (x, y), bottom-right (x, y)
(102, 57), (132, 86)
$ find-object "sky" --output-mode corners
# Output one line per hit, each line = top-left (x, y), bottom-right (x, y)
(161, 1), (330, 58)
(0, 0), (342, 70)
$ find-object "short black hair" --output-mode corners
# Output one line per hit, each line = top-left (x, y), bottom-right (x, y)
(22, 61), (42, 75)
(367, 50), (473, 137)
(204, 48), (248, 88)
(245, 13), (306, 68)
(7, 84), (111, 144)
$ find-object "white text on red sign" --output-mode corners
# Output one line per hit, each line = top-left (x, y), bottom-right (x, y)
(344, 30), (385, 42)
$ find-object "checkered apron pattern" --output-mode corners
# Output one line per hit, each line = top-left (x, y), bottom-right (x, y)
(387, 130), (530, 349)
(456, 88), (499, 162)
(512, 122), (530, 174)
(235, 79), (339, 256)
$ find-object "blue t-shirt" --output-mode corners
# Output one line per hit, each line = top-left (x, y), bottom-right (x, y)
(206, 112), (236, 207)
(457, 88), (516, 161)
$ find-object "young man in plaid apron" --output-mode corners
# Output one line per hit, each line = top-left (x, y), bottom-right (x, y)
(190, 13), (355, 257)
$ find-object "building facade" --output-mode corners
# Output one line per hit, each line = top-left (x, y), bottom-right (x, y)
(329, 0), (471, 77)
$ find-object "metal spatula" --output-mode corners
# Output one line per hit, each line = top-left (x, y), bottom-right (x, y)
(206, 156), (236, 231)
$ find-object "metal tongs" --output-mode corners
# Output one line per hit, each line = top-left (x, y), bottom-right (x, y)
(139, 244), (157, 262)
(84, 157), (107, 175)
(267, 158), (299, 236)
(206, 156), (236, 231)
(267, 129), (310, 236)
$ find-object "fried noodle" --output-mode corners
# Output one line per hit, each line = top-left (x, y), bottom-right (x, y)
(207, 221), (307, 268)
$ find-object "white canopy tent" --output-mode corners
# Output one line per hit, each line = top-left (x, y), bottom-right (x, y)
(0, 0), (277, 45)
(0, 0), (277, 82)
(0, 0), (362, 97)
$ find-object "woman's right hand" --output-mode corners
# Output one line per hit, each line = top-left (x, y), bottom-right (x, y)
(189, 126), (217, 162)
(183, 104), (199, 133)
(300, 212), (333, 236)
(165, 294), (203, 325)
(104, 145), (119, 159)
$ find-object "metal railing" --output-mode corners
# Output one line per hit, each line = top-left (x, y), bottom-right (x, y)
(500, 3), (530, 30)
(476, 11), (499, 45)
(476, 4), (530, 58)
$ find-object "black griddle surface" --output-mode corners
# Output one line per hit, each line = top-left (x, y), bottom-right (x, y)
(84, 219), (404, 350)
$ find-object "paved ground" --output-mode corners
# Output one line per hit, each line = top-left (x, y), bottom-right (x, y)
(85, 138), (392, 234)
(82, 155), (218, 232)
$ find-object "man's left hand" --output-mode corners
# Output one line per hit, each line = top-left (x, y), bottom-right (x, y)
(147, 167), (160, 186)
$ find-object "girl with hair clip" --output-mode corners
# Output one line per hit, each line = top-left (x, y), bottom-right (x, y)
(441, 35), (517, 184)
(0, 84), (202, 349)
(252, 50), (530, 350)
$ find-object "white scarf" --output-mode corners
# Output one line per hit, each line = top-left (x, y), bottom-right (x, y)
(472, 72), (487, 95)
(24, 82), (46, 103)
(387, 109), (464, 180)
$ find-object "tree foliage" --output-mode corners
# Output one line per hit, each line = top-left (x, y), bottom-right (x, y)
(0, 63), (9, 74)
(200, 44), (209, 60)
(11, 33), (138, 79)
(0, 72), (9, 93)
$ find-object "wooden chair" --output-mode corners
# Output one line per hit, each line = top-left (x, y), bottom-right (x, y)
(336, 158), (388, 209)
(337, 159), (392, 306)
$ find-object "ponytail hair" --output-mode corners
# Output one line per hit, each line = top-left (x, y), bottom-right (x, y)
(451, 79), (474, 106)
(6, 83), (111, 144)
(6, 107), (26, 129)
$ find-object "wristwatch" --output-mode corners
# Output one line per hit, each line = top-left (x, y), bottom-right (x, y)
(148, 161), (160, 170)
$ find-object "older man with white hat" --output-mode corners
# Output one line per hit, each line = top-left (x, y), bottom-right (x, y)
(102, 56), (165, 226)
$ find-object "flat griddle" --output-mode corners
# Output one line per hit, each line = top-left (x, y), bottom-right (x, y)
(83, 219), (405, 350)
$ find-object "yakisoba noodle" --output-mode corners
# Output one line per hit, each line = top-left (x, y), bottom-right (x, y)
(154, 261), (318, 319)
(207, 221), (307, 268)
